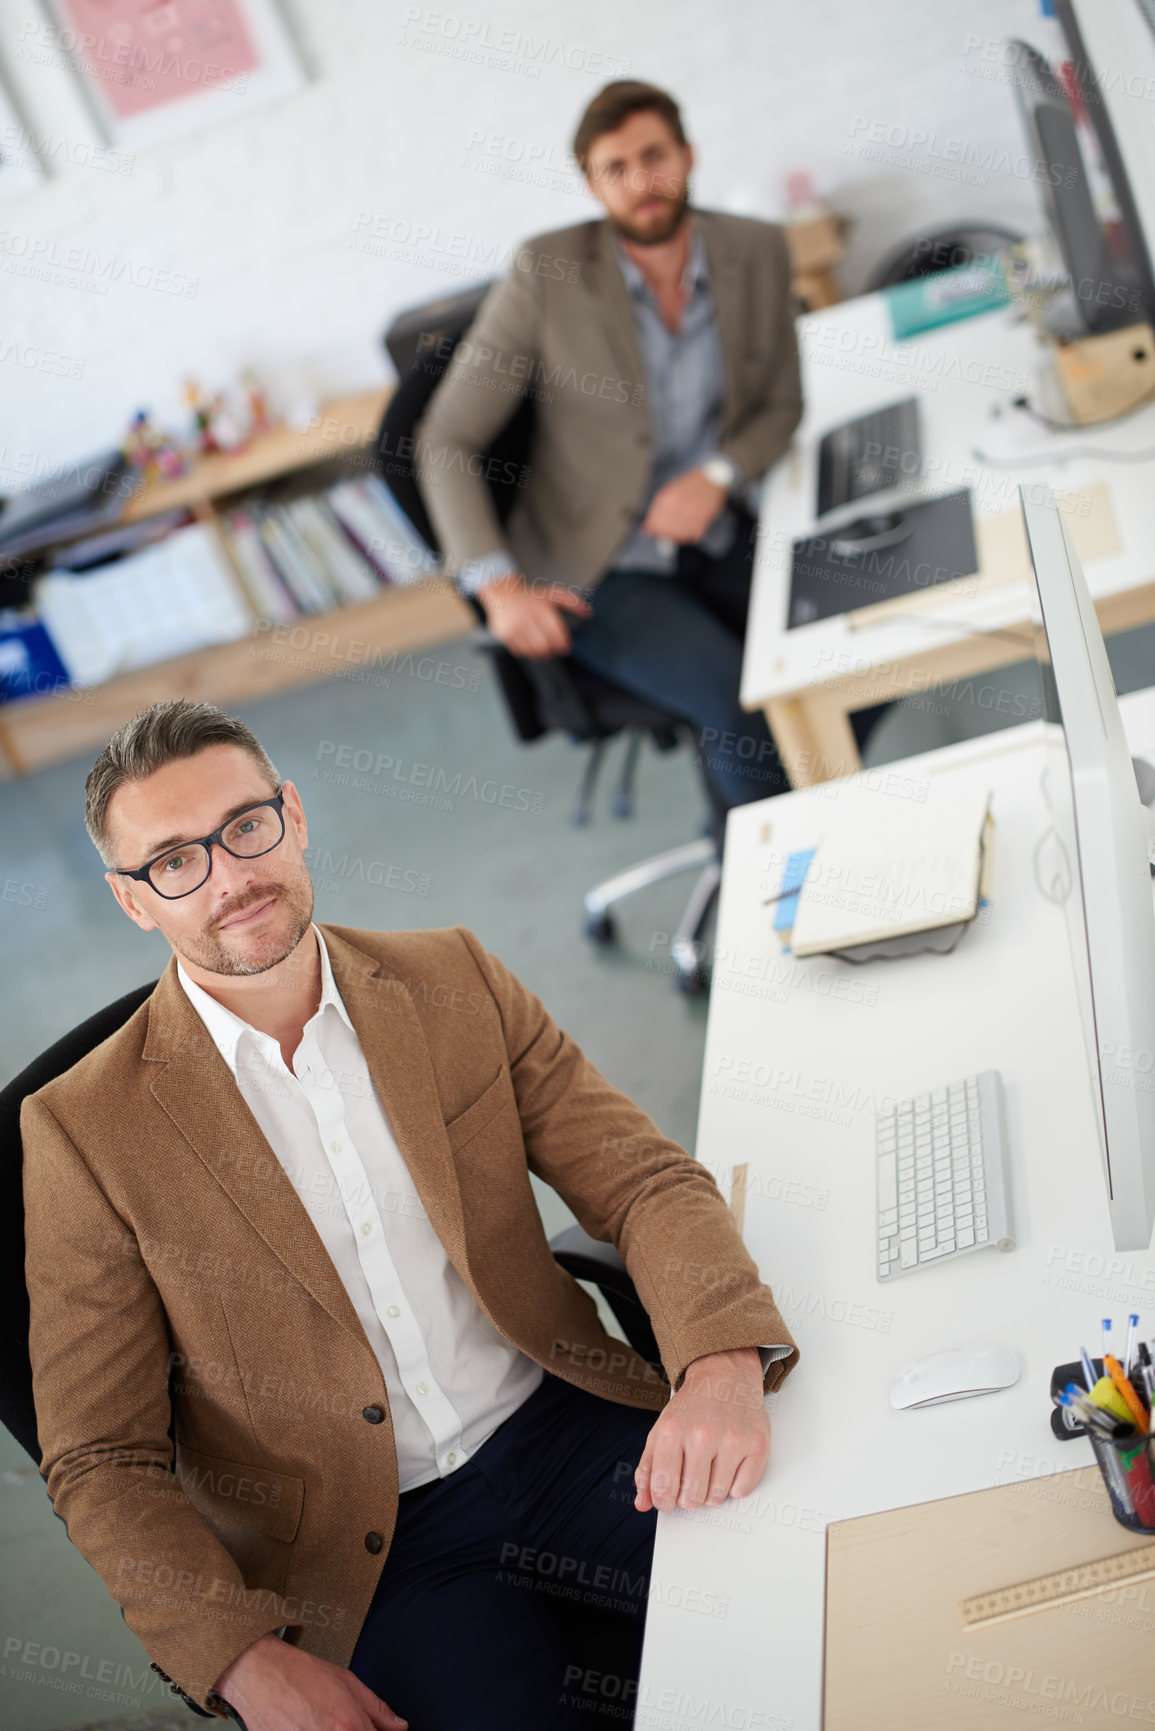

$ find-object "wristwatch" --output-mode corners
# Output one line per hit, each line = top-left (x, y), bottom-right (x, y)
(699, 455), (738, 492)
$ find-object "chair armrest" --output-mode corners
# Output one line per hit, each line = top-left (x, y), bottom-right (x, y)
(549, 1224), (663, 1369)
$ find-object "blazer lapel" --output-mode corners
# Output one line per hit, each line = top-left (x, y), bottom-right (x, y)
(321, 925), (469, 1275)
(696, 210), (747, 432)
(141, 932), (471, 1344)
(143, 965), (367, 1344)
(582, 219), (648, 412)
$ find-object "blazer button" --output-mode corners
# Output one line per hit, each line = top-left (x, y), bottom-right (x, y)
(362, 1405), (385, 1425)
(365, 1532), (384, 1554)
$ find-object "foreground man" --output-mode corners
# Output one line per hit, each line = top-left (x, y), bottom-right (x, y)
(22, 699), (798, 1730)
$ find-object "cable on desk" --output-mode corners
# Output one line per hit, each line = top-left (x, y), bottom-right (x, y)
(973, 394), (1155, 466)
(973, 437), (1155, 467)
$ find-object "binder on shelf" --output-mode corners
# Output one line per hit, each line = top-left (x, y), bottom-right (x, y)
(34, 523), (252, 688)
(0, 612), (72, 702)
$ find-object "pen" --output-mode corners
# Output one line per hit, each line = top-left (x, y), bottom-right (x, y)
(1059, 1387), (1127, 1436)
(1065, 1385), (1131, 1433)
(1103, 1318), (1113, 1363)
(1079, 1346), (1097, 1393)
(1104, 1354), (1149, 1432)
(1125, 1314), (1140, 1378)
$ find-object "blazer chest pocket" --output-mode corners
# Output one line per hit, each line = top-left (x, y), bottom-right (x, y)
(444, 1066), (514, 1157)
(176, 1441), (304, 1590)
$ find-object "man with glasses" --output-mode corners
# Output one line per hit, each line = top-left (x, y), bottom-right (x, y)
(21, 699), (798, 1731)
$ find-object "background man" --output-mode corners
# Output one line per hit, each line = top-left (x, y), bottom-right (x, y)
(22, 699), (798, 1730)
(416, 80), (804, 820)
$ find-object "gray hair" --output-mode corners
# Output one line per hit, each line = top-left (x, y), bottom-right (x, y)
(85, 699), (280, 866)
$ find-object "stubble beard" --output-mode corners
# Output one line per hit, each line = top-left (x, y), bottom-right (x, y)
(183, 877), (315, 977)
(610, 184), (691, 248)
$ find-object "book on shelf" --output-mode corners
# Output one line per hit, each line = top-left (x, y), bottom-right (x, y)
(327, 476), (440, 585)
(218, 509), (299, 624)
(286, 496), (381, 604)
(255, 509), (337, 614)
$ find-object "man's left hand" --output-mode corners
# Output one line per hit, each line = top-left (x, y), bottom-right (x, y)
(634, 1346), (769, 1513)
(640, 469), (727, 545)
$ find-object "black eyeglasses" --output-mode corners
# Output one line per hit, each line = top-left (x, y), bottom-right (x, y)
(115, 789), (287, 900)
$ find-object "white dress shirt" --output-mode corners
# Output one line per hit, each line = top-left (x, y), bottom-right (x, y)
(176, 925), (543, 1491)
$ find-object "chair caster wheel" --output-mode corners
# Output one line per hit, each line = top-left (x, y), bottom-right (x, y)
(584, 909), (617, 945)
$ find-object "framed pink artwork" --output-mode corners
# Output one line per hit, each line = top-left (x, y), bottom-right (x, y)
(43, 0), (306, 148)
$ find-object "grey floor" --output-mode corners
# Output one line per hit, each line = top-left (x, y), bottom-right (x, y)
(1, 619), (1152, 1731)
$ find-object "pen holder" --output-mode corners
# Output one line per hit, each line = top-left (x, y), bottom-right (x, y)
(1049, 1358), (1155, 1533)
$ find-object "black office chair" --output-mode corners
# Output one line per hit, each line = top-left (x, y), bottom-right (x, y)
(866, 221), (1025, 291)
(2, 988), (662, 1720)
(378, 283), (724, 994)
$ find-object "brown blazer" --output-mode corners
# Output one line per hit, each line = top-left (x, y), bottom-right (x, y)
(414, 207), (804, 591)
(21, 924), (797, 1715)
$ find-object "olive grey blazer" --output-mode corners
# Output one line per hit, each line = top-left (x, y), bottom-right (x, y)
(414, 207), (803, 591)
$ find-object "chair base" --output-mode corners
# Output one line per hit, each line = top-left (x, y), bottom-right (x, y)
(583, 837), (720, 995)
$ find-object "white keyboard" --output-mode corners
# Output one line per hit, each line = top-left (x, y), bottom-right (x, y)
(876, 1070), (1015, 1281)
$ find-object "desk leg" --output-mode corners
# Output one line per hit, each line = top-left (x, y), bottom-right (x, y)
(765, 695), (862, 787)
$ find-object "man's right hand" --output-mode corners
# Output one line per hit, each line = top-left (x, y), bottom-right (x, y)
(478, 572), (593, 658)
(213, 1632), (407, 1731)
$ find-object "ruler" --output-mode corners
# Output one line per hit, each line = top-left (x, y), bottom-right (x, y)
(730, 1162), (748, 1235)
(961, 1542), (1155, 1627)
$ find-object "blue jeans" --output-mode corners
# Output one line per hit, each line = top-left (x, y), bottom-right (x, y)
(349, 1374), (658, 1728)
(565, 513), (789, 811)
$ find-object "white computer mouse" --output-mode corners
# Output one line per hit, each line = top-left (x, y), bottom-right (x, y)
(889, 1344), (1021, 1411)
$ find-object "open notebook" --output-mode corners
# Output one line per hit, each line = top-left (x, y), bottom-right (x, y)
(780, 787), (994, 961)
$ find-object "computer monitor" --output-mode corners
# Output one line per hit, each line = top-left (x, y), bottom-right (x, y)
(1022, 491), (1155, 1250)
(1055, 0), (1155, 325)
(1009, 37), (1153, 334)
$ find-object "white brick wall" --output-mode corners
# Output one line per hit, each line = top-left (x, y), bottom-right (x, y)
(0, 0), (1058, 489)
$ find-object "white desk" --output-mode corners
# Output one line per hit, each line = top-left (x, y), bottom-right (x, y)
(745, 293), (1155, 785)
(636, 687), (1155, 1731)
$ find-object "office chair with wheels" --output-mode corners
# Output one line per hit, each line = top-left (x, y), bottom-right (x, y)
(380, 284), (724, 993)
(1, 987), (664, 1719)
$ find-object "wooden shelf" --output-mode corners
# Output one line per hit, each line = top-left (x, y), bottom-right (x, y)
(121, 386), (392, 520)
(0, 379), (486, 776)
(0, 579), (474, 777)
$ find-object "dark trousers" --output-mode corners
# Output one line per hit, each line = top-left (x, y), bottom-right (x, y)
(349, 1374), (658, 1729)
(565, 512), (789, 812)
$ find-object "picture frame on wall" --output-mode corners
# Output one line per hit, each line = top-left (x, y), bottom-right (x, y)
(41, 0), (307, 150)
(0, 73), (45, 204)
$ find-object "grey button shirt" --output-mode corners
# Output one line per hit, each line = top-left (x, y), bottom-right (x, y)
(457, 219), (755, 595)
(609, 220), (738, 574)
